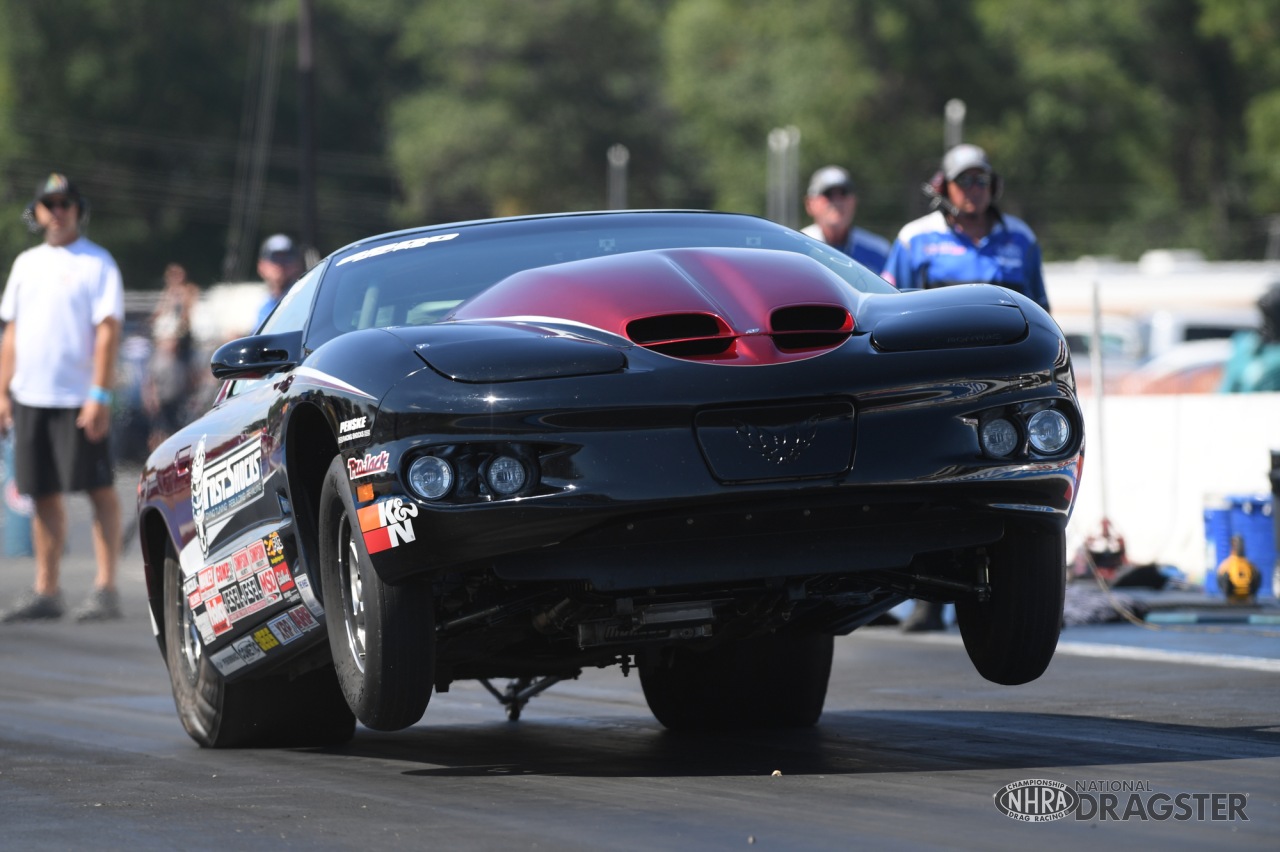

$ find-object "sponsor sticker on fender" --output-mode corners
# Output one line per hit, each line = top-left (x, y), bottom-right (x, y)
(267, 606), (317, 645)
(254, 626), (281, 652)
(210, 645), (246, 676)
(191, 435), (264, 555)
(232, 635), (266, 666)
(271, 558), (295, 593)
(287, 605), (318, 632)
(348, 450), (390, 480)
(357, 497), (419, 554)
(265, 531), (286, 565)
(205, 593), (230, 636)
(338, 416), (371, 444)
(295, 574), (324, 617)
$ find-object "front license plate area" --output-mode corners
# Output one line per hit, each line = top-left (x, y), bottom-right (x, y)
(695, 399), (854, 483)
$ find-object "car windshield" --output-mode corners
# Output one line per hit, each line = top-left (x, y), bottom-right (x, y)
(305, 212), (895, 350)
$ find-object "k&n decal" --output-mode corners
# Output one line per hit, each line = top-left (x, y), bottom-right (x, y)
(357, 497), (419, 554)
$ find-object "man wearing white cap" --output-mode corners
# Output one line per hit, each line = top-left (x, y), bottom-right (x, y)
(882, 144), (1049, 312)
(801, 165), (891, 274)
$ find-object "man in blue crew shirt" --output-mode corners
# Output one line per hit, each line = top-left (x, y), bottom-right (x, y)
(883, 144), (1049, 313)
(801, 165), (891, 275)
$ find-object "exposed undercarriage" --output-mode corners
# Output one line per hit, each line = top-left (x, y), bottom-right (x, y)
(427, 543), (995, 718)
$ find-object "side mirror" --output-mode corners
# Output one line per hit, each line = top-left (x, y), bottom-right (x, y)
(210, 331), (304, 380)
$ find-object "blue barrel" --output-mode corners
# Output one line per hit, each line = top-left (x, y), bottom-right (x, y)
(1204, 494), (1275, 599)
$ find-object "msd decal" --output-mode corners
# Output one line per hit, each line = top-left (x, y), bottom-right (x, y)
(357, 497), (419, 554)
(347, 451), (390, 480)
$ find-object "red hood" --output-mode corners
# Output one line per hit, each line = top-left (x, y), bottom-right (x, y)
(448, 248), (858, 365)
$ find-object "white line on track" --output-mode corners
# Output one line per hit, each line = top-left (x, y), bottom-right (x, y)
(1053, 641), (1280, 673)
(860, 631), (1280, 673)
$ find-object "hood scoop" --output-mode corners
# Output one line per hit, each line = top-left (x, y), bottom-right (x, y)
(871, 303), (1027, 352)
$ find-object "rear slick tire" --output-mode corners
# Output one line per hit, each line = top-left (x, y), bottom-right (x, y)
(162, 542), (355, 748)
(956, 521), (1066, 685)
(639, 632), (833, 731)
(318, 456), (435, 731)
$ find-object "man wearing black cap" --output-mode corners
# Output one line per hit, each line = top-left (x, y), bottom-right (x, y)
(801, 165), (891, 275)
(0, 173), (125, 622)
(255, 233), (303, 329)
(883, 144), (1049, 313)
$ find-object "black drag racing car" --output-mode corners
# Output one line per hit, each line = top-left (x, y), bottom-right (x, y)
(136, 210), (1083, 747)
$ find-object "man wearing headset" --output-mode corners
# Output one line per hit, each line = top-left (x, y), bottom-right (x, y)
(0, 173), (125, 622)
(884, 146), (1049, 632)
(882, 144), (1049, 313)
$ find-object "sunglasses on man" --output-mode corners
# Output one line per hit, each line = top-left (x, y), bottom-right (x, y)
(952, 173), (992, 190)
(41, 197), (76, 211)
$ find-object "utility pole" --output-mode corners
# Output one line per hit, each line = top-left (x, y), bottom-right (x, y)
(944, 98), (966, 151)
(766, 126), (800, 229)
(298, 0), (319, 266)
(607, 144), (630, 210)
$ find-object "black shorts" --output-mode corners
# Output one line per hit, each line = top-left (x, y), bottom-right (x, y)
(11, 402), (115, 498)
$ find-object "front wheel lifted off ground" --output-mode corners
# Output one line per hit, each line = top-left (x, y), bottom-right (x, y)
(162, 542), (355, 748)
(956, 520), (1066, 685)
(318, 455), (435, 731)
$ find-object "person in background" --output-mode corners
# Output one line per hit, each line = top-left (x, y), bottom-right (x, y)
(255, 234), (303, 329)
(801, 165), (891, 274)
(143, 263), (200, 449)
(883, 144), (1050, 313)
(0, 172), (124, 622)
(885, 146), (1048, 632)
(1220, 281), (1280, 393)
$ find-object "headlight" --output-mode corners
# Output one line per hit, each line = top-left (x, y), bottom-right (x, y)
(408, 455), (453, 500)
(486, 456), (527, 495)
(980, 418), (1019, 458)
(1028, 409), (1071, 454)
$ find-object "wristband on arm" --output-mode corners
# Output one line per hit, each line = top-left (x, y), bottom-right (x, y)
(87, 385), (113, 405)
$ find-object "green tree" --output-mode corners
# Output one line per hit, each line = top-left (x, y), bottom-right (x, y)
(662, 0), (1018, 240)
(0, 0), (251, 284)
(1199, 0), (1280, 247)
(385, 0), (677, 223)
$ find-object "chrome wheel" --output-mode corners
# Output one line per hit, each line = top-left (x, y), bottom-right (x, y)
(338, 514), (368, 673)
(178, 595), (202, 677)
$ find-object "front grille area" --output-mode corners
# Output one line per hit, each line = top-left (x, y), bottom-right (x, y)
(770, 305), (853, 352)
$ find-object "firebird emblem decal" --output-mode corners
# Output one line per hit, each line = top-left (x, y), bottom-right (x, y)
(734, 417), (820, 465)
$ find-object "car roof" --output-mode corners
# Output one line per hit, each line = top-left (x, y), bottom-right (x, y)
(328, 209), (762, 257)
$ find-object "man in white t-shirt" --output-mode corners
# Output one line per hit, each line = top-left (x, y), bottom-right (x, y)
(0, 173), (125, 622)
